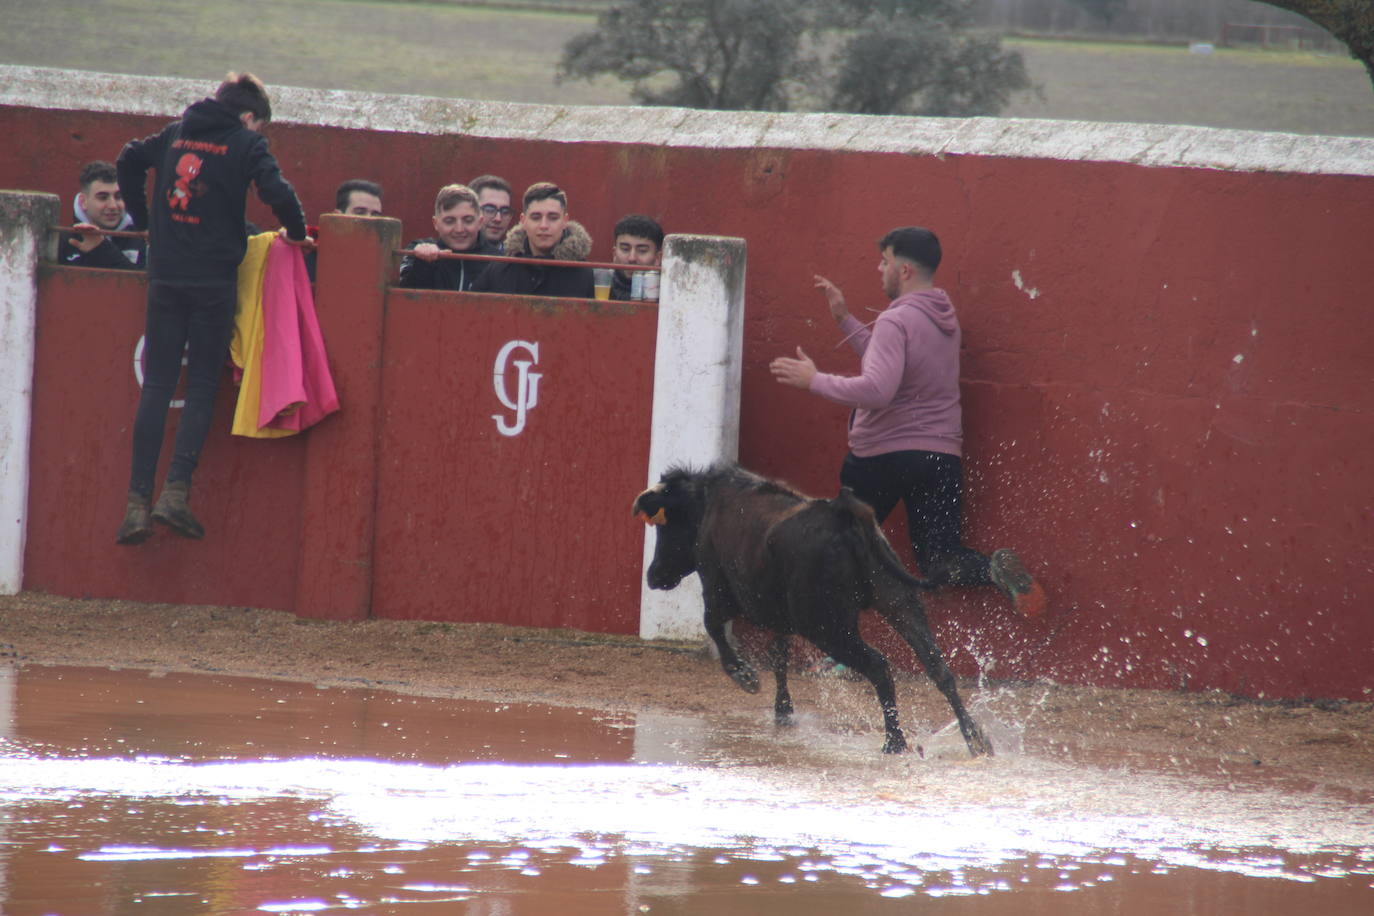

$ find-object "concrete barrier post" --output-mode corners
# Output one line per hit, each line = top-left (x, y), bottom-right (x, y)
(0, 192), (58, 594)
(639, 234), (746, 641)
(293, 213), (400, 619)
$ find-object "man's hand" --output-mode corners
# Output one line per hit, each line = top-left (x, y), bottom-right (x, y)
(412, 242), (441, 262)
(814, 274), (848, 323)
(70, 222), (104, 253)
(278, 227), (317, 252)
(770, 346), (817, 389)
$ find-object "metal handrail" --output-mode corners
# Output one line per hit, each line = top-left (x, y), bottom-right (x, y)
(51, 224), (148, 240)
(48, 227), (660, 275)
(393, 247), (660, 273)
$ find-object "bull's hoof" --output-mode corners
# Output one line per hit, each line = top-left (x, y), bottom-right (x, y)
(726, 664), (760, 694)
(965, 729), (995, 758)
(882, 731), (909, 755)
(774, 711), (795, 727)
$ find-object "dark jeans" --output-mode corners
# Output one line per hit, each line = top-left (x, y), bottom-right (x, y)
(840, 449), (991, 587)
(128, 281), (236, 498)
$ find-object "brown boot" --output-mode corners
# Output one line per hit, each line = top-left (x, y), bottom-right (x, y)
(115, 490), (154, 545)
(151, 480), (205, 539)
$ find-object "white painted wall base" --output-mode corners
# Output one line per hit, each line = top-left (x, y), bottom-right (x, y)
(0, 192), (57, 595)
(638, 235), (746, 642)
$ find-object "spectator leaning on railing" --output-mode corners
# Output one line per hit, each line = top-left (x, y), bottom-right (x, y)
(58, 160), (146, 270)
(306, 178), (384, 281)
(397, 183), (498, 292)
(609, 213), (663, 301)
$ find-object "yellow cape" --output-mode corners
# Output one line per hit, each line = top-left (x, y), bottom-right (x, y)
(230, 232), (297, 438)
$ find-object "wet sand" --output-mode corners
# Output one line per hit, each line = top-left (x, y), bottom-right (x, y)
(2, 591), (1371, 797)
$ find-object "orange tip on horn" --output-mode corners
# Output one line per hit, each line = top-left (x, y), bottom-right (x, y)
(636, 507), (667, 526)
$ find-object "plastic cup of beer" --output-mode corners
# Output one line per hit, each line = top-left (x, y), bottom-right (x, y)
(593, 268), (613, 300)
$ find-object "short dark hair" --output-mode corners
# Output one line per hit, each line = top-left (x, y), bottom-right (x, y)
(335, 178), (383, 212)
(522, 181), (567, 211)
(215, 71), (272, 122)
(878, 226), (941, 275)
(613, 214), (664, 249)
(79, 160), (118, 190)
(434, 183), (478, 214)
(469, 174), (512, 197)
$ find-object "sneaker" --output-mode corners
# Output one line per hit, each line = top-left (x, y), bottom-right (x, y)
(989, 548), (1046, 617)
(115, 490), (154, 545)
(151, 480), (205, 539)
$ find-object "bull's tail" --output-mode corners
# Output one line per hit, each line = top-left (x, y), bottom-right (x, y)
(832, 488), (936, 591)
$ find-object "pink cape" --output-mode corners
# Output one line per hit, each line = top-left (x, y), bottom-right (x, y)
(257, 239), (339, 431)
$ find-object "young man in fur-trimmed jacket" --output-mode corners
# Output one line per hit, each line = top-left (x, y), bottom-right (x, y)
(472, 182), (594, 299)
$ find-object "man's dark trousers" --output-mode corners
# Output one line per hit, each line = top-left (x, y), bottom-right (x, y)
(129, 281), (237, 498)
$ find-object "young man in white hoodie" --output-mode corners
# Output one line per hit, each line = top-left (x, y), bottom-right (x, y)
(59, 161), (146, 270)
(770, 226), (1045, 617)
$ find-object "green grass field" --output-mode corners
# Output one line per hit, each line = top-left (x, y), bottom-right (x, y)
(2, 0), (1371, 137)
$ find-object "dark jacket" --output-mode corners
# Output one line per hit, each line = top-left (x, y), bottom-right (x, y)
(116, 97), (306, 287)
(609, 269), (634, 301)
(56, 199), (146, 270)
(397, 235), (500, 292)
(471, 222), (595, 299)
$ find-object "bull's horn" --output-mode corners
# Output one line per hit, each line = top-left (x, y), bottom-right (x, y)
(635, 507), (667, 525)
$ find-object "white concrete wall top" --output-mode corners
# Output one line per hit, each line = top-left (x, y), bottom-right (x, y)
(4, 64), (1374, 179)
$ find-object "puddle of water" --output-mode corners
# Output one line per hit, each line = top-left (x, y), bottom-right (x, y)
(1, 665), (1371, 915)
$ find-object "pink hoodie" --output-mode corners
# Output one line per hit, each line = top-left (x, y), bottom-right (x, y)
(808, 288), (962, 458)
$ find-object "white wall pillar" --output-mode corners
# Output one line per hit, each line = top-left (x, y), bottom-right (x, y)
(0, 191), (57, 594)
(639, 234), (746, 641)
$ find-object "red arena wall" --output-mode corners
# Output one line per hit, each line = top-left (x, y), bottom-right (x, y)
(2, 75), (1371, 700)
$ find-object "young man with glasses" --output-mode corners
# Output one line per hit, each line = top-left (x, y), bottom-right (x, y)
(469, 174), (515, 251)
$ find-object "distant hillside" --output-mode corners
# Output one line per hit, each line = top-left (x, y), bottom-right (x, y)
(1, 0), (1369, 137)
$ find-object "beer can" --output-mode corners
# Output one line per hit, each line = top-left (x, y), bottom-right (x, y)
(643, 270), (660, 301)
(630, 271), (644, 300)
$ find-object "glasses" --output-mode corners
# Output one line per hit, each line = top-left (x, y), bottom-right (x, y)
(481, 204), (513, 218)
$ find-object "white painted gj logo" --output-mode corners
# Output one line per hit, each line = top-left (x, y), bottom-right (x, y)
(492, 340), (541, 437)
(133, 336), (188, 409)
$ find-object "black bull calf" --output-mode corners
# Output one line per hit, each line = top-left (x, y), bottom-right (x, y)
(634, 464), (992, 758)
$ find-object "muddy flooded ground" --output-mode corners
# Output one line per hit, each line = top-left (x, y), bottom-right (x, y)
(2, 594), (1373, 913)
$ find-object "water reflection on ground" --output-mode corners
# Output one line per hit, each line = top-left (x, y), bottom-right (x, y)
(2, 665), (1371, 914)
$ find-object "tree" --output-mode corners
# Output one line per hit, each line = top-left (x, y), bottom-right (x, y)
(1256, 0), (1374, 90)
(824, 1), (1031, 116)
(559, 0), (1032, 116)
(1065, 0), (1127, 25)
(558, 0), (813, 110)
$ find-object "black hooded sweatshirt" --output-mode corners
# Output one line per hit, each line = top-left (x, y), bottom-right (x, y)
(117, 97), (306, 287)
(397, 234), (501, 292)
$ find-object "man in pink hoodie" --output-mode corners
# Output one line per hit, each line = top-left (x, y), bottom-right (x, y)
(770, 226), (1045, 617)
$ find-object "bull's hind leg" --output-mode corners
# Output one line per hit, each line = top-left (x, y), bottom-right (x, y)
(880, 596), (993, 758)
(809, 635), (908, 754)
(768, 634), (794, 725)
